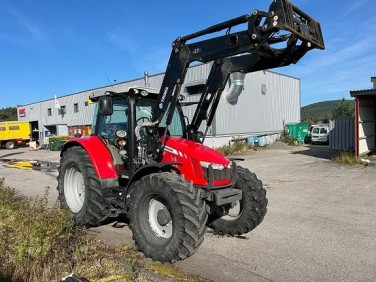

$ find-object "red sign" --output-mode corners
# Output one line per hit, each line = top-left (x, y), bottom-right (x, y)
(18, 108), (26, 117)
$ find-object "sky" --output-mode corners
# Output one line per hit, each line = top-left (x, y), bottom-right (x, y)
(1, 0), (375, 108)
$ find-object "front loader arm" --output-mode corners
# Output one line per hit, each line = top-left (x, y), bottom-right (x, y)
(151, 0), (324, 145)
(188, 35), (311, 140)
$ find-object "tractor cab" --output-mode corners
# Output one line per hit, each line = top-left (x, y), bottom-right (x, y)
(91, 87), (186, 137)
(90, 87), (187, 176)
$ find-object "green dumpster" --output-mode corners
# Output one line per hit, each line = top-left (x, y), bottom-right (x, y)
(48, 136), (70, 151)
(285, 122), (309, 144)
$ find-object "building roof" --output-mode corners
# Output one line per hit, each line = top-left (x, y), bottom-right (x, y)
(350, 89), (376, 97)
(350, 76), (376, 97)
(17, 63), (299, 107)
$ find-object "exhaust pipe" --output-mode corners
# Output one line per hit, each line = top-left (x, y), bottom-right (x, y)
(144, 71), (150, 87)
(225, 72), (245, 104)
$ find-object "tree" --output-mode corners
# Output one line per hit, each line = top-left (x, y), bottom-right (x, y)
(0, 107), (17, 121)
(331, 98), (354, 119)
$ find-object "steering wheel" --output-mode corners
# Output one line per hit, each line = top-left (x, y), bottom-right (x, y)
(136, 116), (151, 124)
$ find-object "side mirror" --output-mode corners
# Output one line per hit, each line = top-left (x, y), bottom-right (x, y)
(99, 96), (113, 116)
(197, 131), (204, 143)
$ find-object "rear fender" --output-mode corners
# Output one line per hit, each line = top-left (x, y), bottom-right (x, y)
(61, 136), (118, 179)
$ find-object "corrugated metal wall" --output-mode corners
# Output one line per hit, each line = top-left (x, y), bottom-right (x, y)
(214, 70), (300, 136)
(329, 118), (355, 151)
(17, 64), (300, 143)
(18, 91), (95, 127)
(180, 63), (213, 134)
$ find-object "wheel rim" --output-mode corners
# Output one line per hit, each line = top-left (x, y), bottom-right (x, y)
(148, 198), (173, 239)
(7, 142), (15, 149)
(222, 200), (242, 221)
(64, 166), (85, 213)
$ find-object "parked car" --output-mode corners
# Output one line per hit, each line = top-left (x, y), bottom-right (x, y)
(310, 125), (329, 144)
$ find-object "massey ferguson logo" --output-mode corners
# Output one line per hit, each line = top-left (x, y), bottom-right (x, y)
(161, 87), (168, 102)
(159, 87), (169, 110)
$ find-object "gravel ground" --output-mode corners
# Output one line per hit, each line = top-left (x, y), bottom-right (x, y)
(1, 145), (376, 282)
(268, 141), (293, 150)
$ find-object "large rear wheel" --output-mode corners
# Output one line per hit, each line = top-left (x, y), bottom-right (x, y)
(128, 172), (207, 263)
(208, 166), (267, 236)
(57, 146), (105, 226)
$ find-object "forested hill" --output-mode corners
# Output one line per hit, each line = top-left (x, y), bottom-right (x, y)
(0, 107), (17, 121)
(301, 99), (354, 122)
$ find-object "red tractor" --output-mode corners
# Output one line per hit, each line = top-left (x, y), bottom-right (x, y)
(57, 0), (324, 262)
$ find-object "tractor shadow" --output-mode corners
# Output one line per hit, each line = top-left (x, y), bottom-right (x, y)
(100, 214), (129, 229)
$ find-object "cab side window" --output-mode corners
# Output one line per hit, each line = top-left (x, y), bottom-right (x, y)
(97, 99), (128, 139)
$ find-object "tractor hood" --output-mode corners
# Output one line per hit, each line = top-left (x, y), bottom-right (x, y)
(164, 137), (230, 167)
(162, 137), (232, 186)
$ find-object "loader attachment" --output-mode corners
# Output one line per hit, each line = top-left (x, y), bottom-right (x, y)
(268, 0), (325, 50)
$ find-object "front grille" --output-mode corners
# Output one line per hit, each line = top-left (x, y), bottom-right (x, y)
(203, 167), (231, 181)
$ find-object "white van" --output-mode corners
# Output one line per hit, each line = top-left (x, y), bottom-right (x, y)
(310, 125), (329, 144)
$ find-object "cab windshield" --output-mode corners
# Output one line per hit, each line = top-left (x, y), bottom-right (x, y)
(93, 98), (186, 138)
(137, 99), (185, 137)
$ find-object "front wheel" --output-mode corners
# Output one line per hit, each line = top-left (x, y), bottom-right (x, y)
(57, 146), (105, 226)
(207, 166), (267, 236)
(128, 172), (207, 263)
(304, 135), (311, 144)
(5, 141), (15, 149)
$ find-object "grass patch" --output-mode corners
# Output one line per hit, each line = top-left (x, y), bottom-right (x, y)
(0, 178), (134, 281)
(0, 178), (210, 282)
(334, 151), (361, 165)
(216, 141), (250, 156)
(277, 128), (299, 146)
(145, 263), (208, 282)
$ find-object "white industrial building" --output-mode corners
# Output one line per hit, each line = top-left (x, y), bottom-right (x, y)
(17, 64), (301, 148)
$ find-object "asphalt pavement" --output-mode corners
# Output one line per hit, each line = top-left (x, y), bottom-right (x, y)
(1, 145), (375, 282)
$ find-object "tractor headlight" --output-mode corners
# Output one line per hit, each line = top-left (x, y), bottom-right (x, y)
(199, 161), (225, 170)
(199, 161), (231, 181)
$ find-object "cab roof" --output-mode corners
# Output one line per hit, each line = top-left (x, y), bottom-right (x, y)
(89, 86), (160, 102)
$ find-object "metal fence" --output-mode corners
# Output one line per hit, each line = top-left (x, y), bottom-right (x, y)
(329, 118), (355, 151)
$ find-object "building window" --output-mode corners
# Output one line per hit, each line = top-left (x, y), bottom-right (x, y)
(84, 101), (89, 106)
(59, 106), (66, 115)
(48, 108), (52, 116)
(74, 103), (79, 113)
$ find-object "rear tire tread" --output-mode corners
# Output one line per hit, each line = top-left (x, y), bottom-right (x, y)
(208, 166), (268, 236)
(57, 146), (105, 227)
(128, 172), (207, 263)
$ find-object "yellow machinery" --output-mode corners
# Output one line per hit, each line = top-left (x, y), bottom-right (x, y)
(0, 121), (31, 149)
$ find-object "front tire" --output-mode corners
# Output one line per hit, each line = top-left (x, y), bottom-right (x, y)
(57, 146), (105, 226)
(208, 166), (267, 236)
(128, 172), (207, 263)
(304, 135), (311, 144)
(5, 141), (15, 149)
